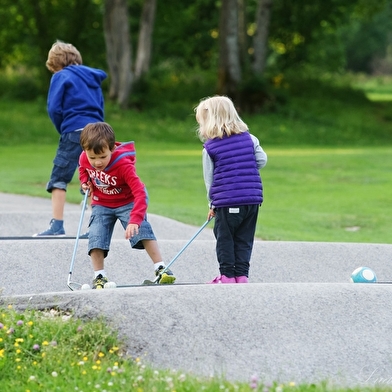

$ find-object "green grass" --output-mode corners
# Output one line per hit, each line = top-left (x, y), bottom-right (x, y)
(1, 76), (392, 390)
(0, 82), (392, 245)
(0, 306), (270, 391)
(0, 142), (391, 243)
(0, 306), (388, 392)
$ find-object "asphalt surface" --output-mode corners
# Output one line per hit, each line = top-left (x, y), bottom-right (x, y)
(1, 192), (392, 387)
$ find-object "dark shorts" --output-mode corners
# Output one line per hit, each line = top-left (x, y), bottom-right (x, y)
(46, 131), (82, 192)
(87, 203), (157, 258)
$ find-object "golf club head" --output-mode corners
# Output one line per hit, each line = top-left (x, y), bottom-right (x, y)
(142, 279), (157, 285)
(67, 281), (82, 291)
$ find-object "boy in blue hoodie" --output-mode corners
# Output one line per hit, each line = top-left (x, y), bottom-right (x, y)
(34, 41), (107, 237)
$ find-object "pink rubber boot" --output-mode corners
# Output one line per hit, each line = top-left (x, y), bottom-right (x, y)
(208, 275), (236, 284)
(235, 276), (249, 283)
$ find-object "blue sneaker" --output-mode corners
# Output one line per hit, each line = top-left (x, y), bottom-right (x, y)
(33, 219), (66, 237)
(155, 265), (176, 284)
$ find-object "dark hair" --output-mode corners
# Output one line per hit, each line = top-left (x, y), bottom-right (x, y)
(80, 122), (116, 153)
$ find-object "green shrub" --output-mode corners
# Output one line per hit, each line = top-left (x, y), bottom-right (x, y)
(130, 61), (217, 116)
(0, 70), (45, 101)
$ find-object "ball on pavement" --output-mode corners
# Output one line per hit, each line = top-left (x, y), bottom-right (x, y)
(104, 281), (117, 289)
(81, 283), (91, 290)
(350, 267), (377, 283)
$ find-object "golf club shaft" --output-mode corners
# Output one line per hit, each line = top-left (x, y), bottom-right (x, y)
(67, 190), (89, 290)
(153, 218), (213, 283)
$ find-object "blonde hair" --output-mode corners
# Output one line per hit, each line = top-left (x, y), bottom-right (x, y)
(195, 96), (248, 141)
(46, 40), (82, 73)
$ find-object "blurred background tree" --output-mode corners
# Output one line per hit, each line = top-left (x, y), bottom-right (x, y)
(0, 0), (390, 110)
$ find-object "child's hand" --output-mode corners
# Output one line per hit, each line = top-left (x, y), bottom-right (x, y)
(125, 223), (139, 240)
(207, 208), (215, 221)
(81, 181), (92, 195)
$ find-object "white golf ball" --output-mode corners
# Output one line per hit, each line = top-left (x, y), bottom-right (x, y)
(104, 281), (117, 289)
(81, 283), (91, 290)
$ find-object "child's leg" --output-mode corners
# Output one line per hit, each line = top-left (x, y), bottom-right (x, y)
(89, 248), (108, 289)
(90, 248), (105, 272)
(213, 208), (236, 278)
(87, 205), (116, 288)
(50, 132), (82, 221)
(141, 239), (175, 283)
(142, 239), (163, 264)
(233, 205), (259, 281)
(117, 206), (162, 265)
(34, 133), (82, 237)
(117, 205), (176, 283)
(52, 188), (66, 220)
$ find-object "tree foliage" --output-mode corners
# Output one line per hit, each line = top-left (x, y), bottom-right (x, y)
(0, 0), (105, 91)
(267, 0), (388, 71)
(0, 0), (390, 106)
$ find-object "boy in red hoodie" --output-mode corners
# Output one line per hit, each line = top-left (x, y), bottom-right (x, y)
(79, 122), (175, 288)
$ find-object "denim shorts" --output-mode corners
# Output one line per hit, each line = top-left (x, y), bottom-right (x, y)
(46, 131), (83, 192)
(87, 203), (157, 258)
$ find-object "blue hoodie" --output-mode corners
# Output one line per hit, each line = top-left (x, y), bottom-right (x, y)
(47, 65), (107, 135)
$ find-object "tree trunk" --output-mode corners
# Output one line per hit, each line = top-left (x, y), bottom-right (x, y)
(252, 0), (273, 75)
(103, 0), (132, 108)
(217, 0), (241, 99)
(134, 0), (157, 81)
(237, 0), (249, 72)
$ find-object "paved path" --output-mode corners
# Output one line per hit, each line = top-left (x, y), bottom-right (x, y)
(1, 193), (392, 387)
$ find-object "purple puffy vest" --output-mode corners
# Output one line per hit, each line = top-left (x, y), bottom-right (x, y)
(204, 132), (263, 208)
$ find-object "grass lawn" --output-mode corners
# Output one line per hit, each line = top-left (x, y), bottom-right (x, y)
(1, 77), (392, 391)
(0, 142), (391, 243)
(0, 75), (392, 244)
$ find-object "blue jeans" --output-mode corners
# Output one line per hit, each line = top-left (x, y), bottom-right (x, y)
(87, 203), (157, 258)
(46, 131), (82, 192)
(213, 204), (259, 278)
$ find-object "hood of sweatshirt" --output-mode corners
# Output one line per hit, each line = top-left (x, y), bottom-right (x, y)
(64, 65), (107, 89)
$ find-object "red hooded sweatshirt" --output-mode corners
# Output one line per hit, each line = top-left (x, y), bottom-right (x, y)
(79, 141), (148, 227)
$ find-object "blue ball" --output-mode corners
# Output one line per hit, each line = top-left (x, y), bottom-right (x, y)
(350, 267), (377, 283)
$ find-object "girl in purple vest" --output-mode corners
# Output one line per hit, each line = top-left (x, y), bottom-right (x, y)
(195, 96), (267, 283)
